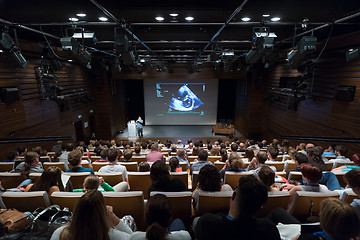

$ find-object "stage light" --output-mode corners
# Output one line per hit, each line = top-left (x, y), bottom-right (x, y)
(69, 17), (79, 22)
(262, 14), (270, 17)
(60, 37), (80, 54)
(287, 36), (317, 66)
(0, 32), (27, 68)
(255, 33), (277, 53)
(170, 13), (178, 17)
(271, 17), (281, 22)
(245, 49), (262, 64)
(98, 17), (108, 21)
(185, 16), (194, 21)
(72, 32), (97, 45)
(155, 16), (164, 21)
(346, 47), (360, 61)
(76, 13), (86, 17)
(241, 17), (251, 22)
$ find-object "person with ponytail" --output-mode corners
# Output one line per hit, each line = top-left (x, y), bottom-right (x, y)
(130, 194), (191, 240)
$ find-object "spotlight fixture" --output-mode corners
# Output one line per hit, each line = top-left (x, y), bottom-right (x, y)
(170, 13), (178, 17)
(262, 14), (270, 17)
(76, 13), (86, 17)
(241, 17), (251, 22)
(185, 16), (194, 21)
(287, 36), (317, 66)
(0, 32), (27, 68)
(155, 16), (164, 21)
(98, 17), (108, 21)
(271, 17), (281, 22)
(72, 32), (97, 45)
(60, 37), (80, 54)
(346, 47), (360, 61)
(69, 17), (79, 22)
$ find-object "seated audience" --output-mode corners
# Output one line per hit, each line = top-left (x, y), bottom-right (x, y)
(322, 143), (336, 157)
(98, 149), (128, 182)
(138, 162), (151, 172)
(267, 147), (278, 161)
(175, 140), (184, 149)
(329, 144), (353, 168)
(307, 147), (326, 171)
(247, 151), (277, 173)
(5, 151), (19, 162)
(66, 150), (94, 174)
(95, 149), (109, 162)
(191, 147), (200, 156)
(134, 146), (141, 156)
(192, 165), (232, 212)
(130, 194), (191, 240)
(257, 165), (278, 192)
(286, 153), (308, 178)
(122, 149), (133, 162)
(11, 151), (44, 177)
(344, 168), (360, 217)
(146, 144), (165, 163)
(175, 149), (189, 169)
(332, 153), (360, 173)
(25, 166), (63, 195)
(220, 153), (245, 180)
(169, 157), (182, 172)
(219, 148), (228, 163)
(210, 146), (220, 156)
(244, 148), (255, 162)
(193, 175), (280, 240)
(148, 161), (186, 196)
(59, 143), (74, 170)
(191, 150), (214, 172)
(229, 143), (242, 157)
(73, 175), (128, 192)
(280, 164), (329, 202)
(51, 190), (133, 240)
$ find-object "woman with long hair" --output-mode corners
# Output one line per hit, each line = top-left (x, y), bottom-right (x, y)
(220, 153), (245, 181)
(51, 190), (132, 240)
(25, 166), (63, 195)
(130, 194), (190, 240)
(193, 165), (232, 213)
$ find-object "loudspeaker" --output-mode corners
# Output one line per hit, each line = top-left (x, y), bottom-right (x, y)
(0, 87), (18, 103)
(336, 85), (356, 102)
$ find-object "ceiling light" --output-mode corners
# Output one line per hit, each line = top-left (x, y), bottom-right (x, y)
(69, 17), (79, 22)
(271, 17), (281, 22)
(241, 17), (251, 22)
(76, 13), (86, 17)
(155, 16), (164, 21)
(170, 13), (178, 17)
(68, 59), (73, 62)
(185, 16), (194, 21)
(262, 14), (270, 17)
(98, 17), (108, 21)
(0, 50), (3, 53)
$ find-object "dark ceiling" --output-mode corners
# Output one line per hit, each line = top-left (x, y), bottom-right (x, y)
(1, 0), (360, 64)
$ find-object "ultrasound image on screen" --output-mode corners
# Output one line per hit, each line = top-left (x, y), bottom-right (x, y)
(144, 79), (218, 125)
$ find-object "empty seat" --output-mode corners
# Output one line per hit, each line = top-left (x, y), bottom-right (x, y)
(208, 156), (221, 164)
(29, 173), (42, 182)
(150, 191), (192, 227)
(118, 162), (138, 172)
(188, 156), (198, 162)
(224, 172), (254, 190)
(43, 162), (66, 171)
(288, 191), (339, 222)
(128, 156), (147, 164)
(288, 172), (303, 182)
(169, 172), (188, 188)
(91, 156), (101, 162)
(0, 173), (24, 189)
(2, 191), (50, 212)
(127, 172), (151, 199)
(95, 173), (124, 186)
(0, 162), (14, 172)
(275, 155), (284, 161)
(63, 172), (91, 189)
(51, 192), (84, 212)
(102, 191), (145, 230)
(197, 191), (233, 216)
(256, 191), (290, 218)
(285, 161), (297, 172)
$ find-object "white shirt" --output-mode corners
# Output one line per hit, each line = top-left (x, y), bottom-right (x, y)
(98, 163), (128, 181)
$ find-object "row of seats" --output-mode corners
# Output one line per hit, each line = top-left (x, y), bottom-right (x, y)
(0, 189), (357, 230)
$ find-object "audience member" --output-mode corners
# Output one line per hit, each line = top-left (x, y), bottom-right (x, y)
(130, 194), (191, 240)
(95, 149), (109, 162)
(176, 149), (189, 169)
(169, 157), (182, 172)
(98, 149), (128, 183)
(73, 175), (128, 192)
(332, 153), (360, 173)
(11, 151), (44, 179)
(322, 143), (336, 157)
(138, 162), (151, 172)
(247, 151), (277, 173)
(51, 190), (132, 240)
(229, 143), (242, 157)
(66, 150), (94, 174)
(5, 151), (19, 162)
(191, 150), (214, 172)
(122, 149), (133, 162)
(220, 153), (245, 180)
(267, 147), (279, 161)
(146, 144), (165, 163)
(192, 165), (232, 212)
(25, 166), (63, 195)
(193, 175), (280, 239)
(258, 166), (278, 192)
(328, 144), (352, 168)
(219, 148), (228, 163)
(148, 161), (186, 196)
(59, 143), (74, 170)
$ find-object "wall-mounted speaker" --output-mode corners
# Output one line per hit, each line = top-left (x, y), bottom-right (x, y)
(0, 87), (18, 103)
(336, 85), (356, 102)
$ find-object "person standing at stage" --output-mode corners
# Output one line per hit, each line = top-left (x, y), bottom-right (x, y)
(136, 116), (144, 138)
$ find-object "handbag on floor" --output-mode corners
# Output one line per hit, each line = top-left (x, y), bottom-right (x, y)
(0, 209), (29, 233)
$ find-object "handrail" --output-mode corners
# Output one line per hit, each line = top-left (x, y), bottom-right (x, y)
(269, 130), (360, 144)
(0, 136), (74, 144)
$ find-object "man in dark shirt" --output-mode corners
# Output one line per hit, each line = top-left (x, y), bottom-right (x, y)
(194, 175), (280, 240)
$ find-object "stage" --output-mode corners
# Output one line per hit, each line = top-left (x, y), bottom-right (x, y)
(115, 125), (244, 141)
